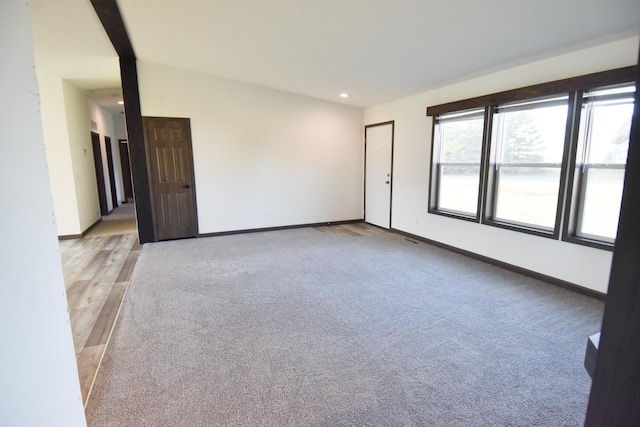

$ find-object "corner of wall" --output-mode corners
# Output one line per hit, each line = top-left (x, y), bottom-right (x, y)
(363, 36), (638, 293)
(37, 75), (82, 235)
(62, 80), (101, 232)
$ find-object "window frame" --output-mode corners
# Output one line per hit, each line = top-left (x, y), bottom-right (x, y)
(426, 66), (636, 250)
(428, 108), (487, 222)
(481, 96), (575, 239)
(561, 84), (636, 250)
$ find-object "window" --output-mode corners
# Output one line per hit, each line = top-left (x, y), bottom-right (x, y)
(564, 84), (635, 246)
(485, 97), (568, 233)
(426, 66), (636, 249)
(429, 109), (484, 218)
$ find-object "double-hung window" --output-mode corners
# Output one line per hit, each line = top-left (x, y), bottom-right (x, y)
(485, 97), (569, 234)
(426, 66), (636, 249)
(564, 84), (635, 246)
(429, 109), (484, 219)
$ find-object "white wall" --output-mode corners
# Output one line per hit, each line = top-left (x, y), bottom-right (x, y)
(111, 113), (129, 203)
(38, 76), (123, 235)
(113, 112), (127, 140)
(39, 76), (103, 236)
(364, 36), (639, 294)
(111, 113), (128, 204)
(137, 61), (364, 234)
(0, 2), (86, 425)
(89, 98), (119, 210)
(63, 81), (102, 231)
(39, 76), (81, 235)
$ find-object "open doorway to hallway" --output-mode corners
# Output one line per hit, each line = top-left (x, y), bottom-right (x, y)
(86, 105), (139, 239)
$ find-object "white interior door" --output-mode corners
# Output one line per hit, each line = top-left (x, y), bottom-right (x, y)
(365, 122), (393, 229)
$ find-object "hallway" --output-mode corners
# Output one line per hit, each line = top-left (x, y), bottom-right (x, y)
(58, 204), (140, 405)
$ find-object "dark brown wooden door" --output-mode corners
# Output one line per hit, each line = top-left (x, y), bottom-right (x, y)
(91, 132), (109, 216)
(118, 140), (134, 203)
(143, 117), (197, 241)
(105, 136), (117, 210)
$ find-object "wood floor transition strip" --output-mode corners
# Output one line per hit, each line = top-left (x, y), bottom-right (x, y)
(58, 230), (140, 407)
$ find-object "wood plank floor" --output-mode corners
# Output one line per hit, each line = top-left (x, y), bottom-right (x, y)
(314, 221), (389, 237)
(59, 207), (140, 406)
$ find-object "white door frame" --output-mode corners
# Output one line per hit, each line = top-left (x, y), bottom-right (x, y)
(364, 121), (394, 229)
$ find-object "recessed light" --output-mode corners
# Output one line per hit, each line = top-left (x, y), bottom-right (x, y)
(117, 101), (124, 105)
(339, 93), (350, 98)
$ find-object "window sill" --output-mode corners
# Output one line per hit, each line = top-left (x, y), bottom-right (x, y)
(427, 208), (479, 223)
(482, 218), (558, 239)
(562, 234), (615, 251)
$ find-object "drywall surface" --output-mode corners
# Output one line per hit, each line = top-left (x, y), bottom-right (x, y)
(63, 80), (101, 232)
(0, 2), (87, 425)
(38, 77), (106, 235)
(112, 113), (128, 203)
(113, 112), (127, 141)
(364, 37), (639, 294)
(38, 75), (81, 235)
(89, 99), (119, 210)
(138, 61), (364, 233)
(111, 113), (128, 204)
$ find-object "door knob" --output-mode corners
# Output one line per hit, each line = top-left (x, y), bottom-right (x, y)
(385, 181), (390, 184)
(183, 184), (191, 189)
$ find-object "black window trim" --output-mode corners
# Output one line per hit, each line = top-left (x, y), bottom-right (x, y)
(480, 95), (574, 239)
(428, 107), (486, 223)
(561, 84), (636, 250)
(427, 66), (637, 250)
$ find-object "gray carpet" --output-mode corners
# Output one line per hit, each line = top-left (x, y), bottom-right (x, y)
(85, 225), (604, 426)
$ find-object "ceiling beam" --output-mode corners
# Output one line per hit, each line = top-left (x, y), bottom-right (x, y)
(89, 0), (155, 243)
(89, 0), (135, 60)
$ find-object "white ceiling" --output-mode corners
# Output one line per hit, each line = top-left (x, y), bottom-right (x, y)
(31, 0), (639, 109)
(29, 0), (123, 113)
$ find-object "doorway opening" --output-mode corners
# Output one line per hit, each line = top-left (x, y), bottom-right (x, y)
(89, 132), (138, 235)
